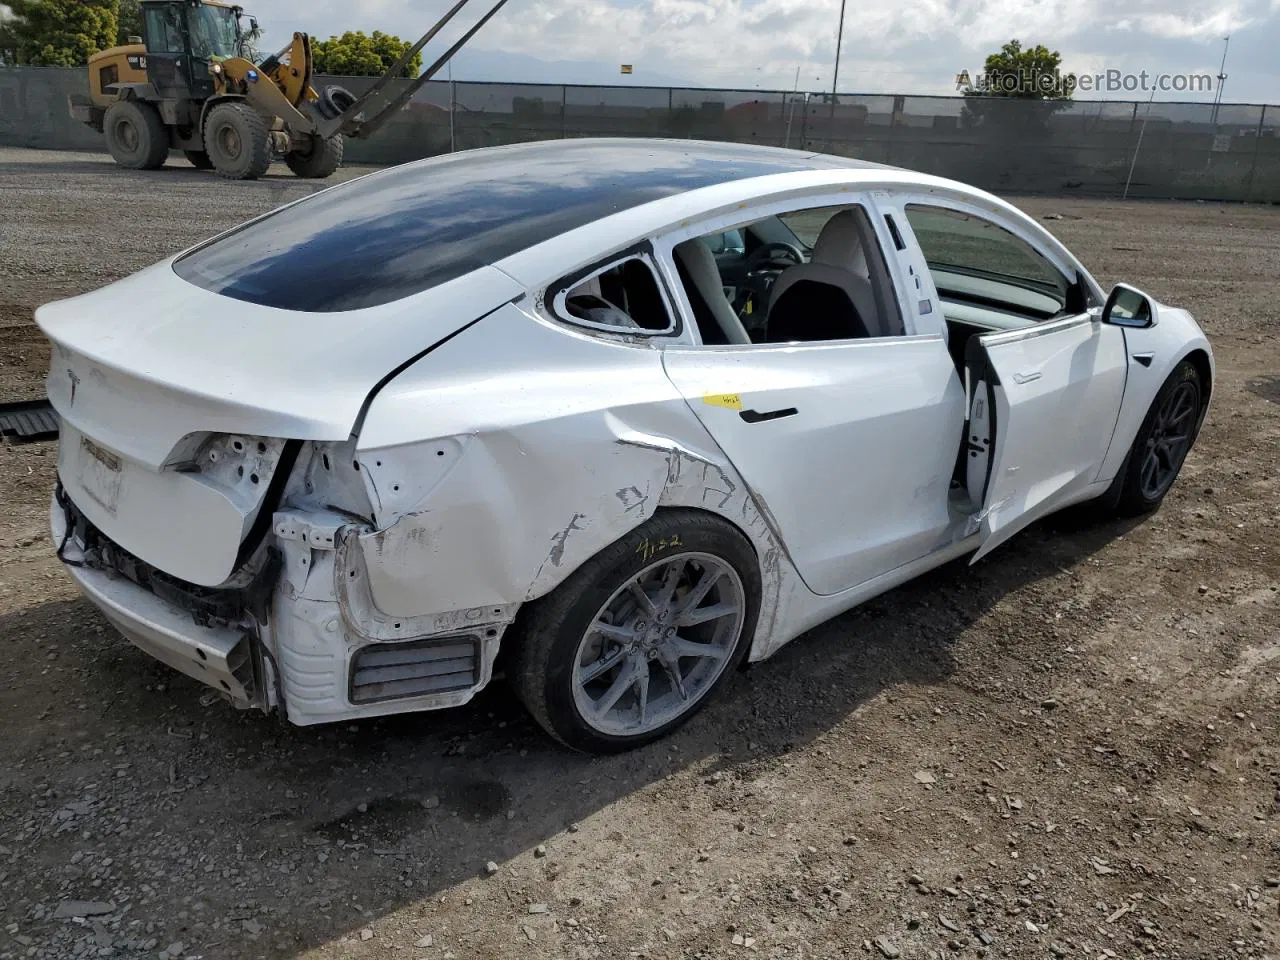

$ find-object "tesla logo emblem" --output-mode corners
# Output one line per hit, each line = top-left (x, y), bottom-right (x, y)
(67, 369), (80, 406)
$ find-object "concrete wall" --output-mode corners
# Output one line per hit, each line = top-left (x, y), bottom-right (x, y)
(2, 67), (1277, 202)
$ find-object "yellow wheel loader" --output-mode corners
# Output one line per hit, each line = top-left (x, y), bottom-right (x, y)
(68, 0), (510, 181)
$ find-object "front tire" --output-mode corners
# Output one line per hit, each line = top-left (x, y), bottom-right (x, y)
(285, 133), (344, 179)
(203, 102), (271, 181)
(511, 511), (761, 754)
(103, 100), (169, 170)
(1114, 360), (1203, 515)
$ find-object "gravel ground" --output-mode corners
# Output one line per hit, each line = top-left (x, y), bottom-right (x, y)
(1, 147), (1277, 960)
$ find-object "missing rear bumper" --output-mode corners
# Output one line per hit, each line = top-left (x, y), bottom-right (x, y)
(52, 485), (273, 710)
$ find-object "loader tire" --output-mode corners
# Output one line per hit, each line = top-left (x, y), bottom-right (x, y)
(317, 85), (357, 120)
(285, 133), (344, 179)
(204, 102), (272, 181)
(104, 100), (170, 170)
(184, 150), (214, 170)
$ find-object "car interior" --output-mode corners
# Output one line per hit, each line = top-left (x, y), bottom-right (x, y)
(557, 203), (1088, 368)
(900, 204), (1088, 370)
(563, 258), (672, 332)
(669, 205), (907, 347)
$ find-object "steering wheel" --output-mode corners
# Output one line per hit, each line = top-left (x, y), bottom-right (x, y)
(744, 241), (805, 275)
(735, 241), (806, 324)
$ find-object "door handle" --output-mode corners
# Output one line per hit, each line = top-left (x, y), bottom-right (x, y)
(739, 407), (798, 424)
(1011, 371), (1042, 385)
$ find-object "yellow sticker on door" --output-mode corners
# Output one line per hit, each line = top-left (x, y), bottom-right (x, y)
(703, 393), (744, 410)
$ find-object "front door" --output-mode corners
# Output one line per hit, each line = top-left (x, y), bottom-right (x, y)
(965, 314), (1128, 561)
(662, 338), (966, 596)
(144, 2), (192, 99)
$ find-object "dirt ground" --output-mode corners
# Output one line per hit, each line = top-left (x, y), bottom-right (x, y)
(0, 147), (1277, 960)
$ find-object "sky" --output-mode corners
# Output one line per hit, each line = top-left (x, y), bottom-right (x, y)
(116, 0), (1280, 104)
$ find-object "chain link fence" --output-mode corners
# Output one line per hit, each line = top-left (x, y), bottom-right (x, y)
(1, 67), (1276, 201)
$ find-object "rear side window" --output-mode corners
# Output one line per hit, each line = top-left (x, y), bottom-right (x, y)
(553, 253), (674, 334)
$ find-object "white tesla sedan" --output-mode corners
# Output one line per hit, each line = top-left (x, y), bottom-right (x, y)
(39, 138), (1213, 752)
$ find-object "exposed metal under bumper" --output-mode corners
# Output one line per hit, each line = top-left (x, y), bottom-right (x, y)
(51, 493), (264, 708)
(349, 636), (480, 704)
(69, 561), (259, 705)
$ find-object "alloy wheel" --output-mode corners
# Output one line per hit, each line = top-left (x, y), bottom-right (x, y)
(571, 552), (746, 737)
(1139, 380), (1198, 500)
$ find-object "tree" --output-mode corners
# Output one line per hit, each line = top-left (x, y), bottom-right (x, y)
(0, 0), (117, 66)
(312, 30), (423, 77)
(116, 0), (140, 43)
(961, 39), (1075, 131)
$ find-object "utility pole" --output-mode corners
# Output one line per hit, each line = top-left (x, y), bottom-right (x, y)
(831, 0), (847, 111)
(784, 64), (801, 147)
(1209, 35), (1230, 128)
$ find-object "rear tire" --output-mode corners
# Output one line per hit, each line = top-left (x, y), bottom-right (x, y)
(183, 149), (214, 170)
(103, 100), (169, 170)
(203, 102), (271, 181)
(1113, 360), (1203, 516)
(285, 133), (344, 179)
(510, 510), (761, 754)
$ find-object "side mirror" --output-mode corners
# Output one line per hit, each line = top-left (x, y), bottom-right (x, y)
(1102, 283), (1156, 328)
(250, 17), (259, 32)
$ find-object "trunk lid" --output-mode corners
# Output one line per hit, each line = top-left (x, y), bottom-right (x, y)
(38, 260), (524, 467)
(39, 260), (523, 586)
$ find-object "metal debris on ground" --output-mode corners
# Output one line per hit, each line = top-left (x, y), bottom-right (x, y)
(0, 399), (57, 443)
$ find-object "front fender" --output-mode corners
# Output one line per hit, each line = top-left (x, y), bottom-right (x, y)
(1097, 302), (1214, 483)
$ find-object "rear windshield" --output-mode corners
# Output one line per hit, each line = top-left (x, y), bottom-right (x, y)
(174, 140), (848, 313)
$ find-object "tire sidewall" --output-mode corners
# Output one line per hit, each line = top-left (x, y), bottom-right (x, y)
(1120, 360), (1202, 513)
(105, 101), (165, 168)
(205, 109), (249, 177)
(203, 103), (269, 180)
(285, 134), (343, 179)
(532, 516), (761, 753)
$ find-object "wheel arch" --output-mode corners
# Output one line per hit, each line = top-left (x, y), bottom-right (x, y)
(1182, 347), (1213, 427)
(346, 425), (795, 655)
(1098, 315), (1214, 485)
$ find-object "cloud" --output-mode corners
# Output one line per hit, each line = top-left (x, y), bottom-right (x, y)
(246, 0), (1280, 100)
(1113, 7), (1252, 38)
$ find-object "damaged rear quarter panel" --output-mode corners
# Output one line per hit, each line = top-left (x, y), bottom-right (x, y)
(352, 301), (797, 658)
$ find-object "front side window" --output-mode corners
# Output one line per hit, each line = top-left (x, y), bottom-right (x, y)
(145, 6), (185, 54)
(666, 202), (905, 346)
(704, 229), (746, 257)
(778, 206), (846, 248)
(904, 204), (1072, 320)
(189, 5), (240, 60)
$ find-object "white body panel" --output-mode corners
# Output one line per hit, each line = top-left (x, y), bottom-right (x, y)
(37, 262), (525, 462)
(55, 420), (287, 586)
(969, 315), (1129, 560)
(39, 139), (1215, 728)
(1098, 304), (1215, 482)
(661, 337), (966, 595)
